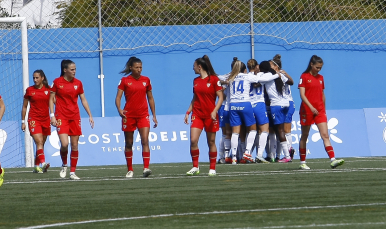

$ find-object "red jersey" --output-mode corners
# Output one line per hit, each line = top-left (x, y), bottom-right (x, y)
(192, 75), (222, 119)
(51, 77), (84, 120)
(118, 75), (152, 118)
(24, 85), (51, 122)
(298, 72), (325, 114)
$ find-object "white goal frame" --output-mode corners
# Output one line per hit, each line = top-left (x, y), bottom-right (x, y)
(0, 17), (34, 167)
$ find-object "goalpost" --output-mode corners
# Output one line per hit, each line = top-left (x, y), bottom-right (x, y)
(0, 17), (34, 168)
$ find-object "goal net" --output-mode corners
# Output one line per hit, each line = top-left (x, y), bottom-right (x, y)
(0, 17), (33, 168)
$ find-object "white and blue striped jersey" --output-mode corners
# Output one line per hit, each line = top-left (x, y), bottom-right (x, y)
(281, 74), (293, 102)
(218, 73), (230, 111)
(248, 72), (266, 104)
(230, 73), (259, 103)
(259, 72), (289, 107)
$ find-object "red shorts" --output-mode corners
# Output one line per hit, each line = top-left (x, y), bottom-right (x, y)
(28, 119), (51, 136)
(299, 112), (327, 126)
(190, 114), (219, 132)
(122, 116), (150, 132)
(56, 118), (82, 136)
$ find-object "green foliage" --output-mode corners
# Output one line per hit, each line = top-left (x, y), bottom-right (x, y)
(56, 0), (386, 28)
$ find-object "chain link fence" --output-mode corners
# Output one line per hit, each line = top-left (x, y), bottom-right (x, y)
(1, 0), (386, 59)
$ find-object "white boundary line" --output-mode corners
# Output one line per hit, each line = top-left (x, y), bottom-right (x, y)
(5, 167), (386, 185)
(251, 222), (386, 228)
(19, 202), (386, 229)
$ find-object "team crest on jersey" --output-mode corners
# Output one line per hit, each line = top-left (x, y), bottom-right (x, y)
(320, 80), (322, 84)
(128, 83), (132, 86)
(307, 80), (311, 83)
(59, 85), (63, 89)
(207, 83), (211, 87)
(143, 82), (147, 86)
(31, 92), (35, 96)
(74, 85), (78, 90)
(44, 91), (48, 95)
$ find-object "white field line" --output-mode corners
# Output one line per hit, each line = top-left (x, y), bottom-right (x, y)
(19, 202), (386, 229)
(4, 167), (386, 185)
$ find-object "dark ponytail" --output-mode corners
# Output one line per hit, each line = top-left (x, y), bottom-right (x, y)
(120, 56), (142, 75)
(195, 55), (217, 82)
(34, 69), (49, 88)
(272, 54), (282, 70)
(60, 59), (75, 76)
(260, 61), (283, 96)
(303, 55), (323, 74)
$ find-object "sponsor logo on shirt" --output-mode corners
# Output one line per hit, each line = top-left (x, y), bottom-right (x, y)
(44, 91), (48, 95)
(143, 82), (147, 86)
(207, 83), (211, 87)
(231, 106), (245, 111)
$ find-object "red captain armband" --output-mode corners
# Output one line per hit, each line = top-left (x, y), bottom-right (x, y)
(186, 111), (191, 115)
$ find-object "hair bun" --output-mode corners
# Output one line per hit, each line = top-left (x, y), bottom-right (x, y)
(233, 57), (238, 61)
(273, 54), (281, 60)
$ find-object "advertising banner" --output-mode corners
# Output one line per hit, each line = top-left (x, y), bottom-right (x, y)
(41, 109), (373, 167)
(288, 109), (370, 159)
(363, 108), (386, 157)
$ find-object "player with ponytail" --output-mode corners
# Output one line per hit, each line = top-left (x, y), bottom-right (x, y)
(21, 70), (51, 174)
(298, 55), (344, 170)
(184, 55), (223, 176)
(116, 56), (158, 178)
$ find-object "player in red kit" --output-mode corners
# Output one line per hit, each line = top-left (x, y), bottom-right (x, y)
(184, 55), (223, 176)
(49, 59), (94, 180)
(0, 96), (5, 187)
(21, 70), (51, 173)
(298, 55), (344, 170)
(115, 56), (158, 178)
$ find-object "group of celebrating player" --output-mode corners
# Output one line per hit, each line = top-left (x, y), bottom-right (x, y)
(185, 54), (344, 176)
(0, 53), (344, 187)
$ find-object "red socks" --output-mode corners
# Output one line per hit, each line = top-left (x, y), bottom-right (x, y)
(190, 149), (200, 168)
(125, 150), (133, 171)
(142, 151), (150, 169)
(35, 149), (45, 165)
(70, 150), (79, 172)
(209, 151), (217, 170)
(325, 146), (335, 159)
(60, 149), (68, 165)
(299, 148), (307, 162)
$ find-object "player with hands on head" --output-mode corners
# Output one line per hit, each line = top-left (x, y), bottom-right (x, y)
(115, 56), (158, 178)
(49, 59), (94, 180)
(21, 70), (51, 174)
(184, 55), (223, 176)
(298, 55), (344, 170)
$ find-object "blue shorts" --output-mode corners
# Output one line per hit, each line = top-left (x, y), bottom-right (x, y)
(219, 105), (230, 127)
(285, 101), (295, 123)
(230, 102), (256, 127)
(252, 102), (269, 125)
(270, 106), (289, 125)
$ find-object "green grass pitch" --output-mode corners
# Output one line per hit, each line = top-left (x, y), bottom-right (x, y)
(1, 157), (386, 228)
